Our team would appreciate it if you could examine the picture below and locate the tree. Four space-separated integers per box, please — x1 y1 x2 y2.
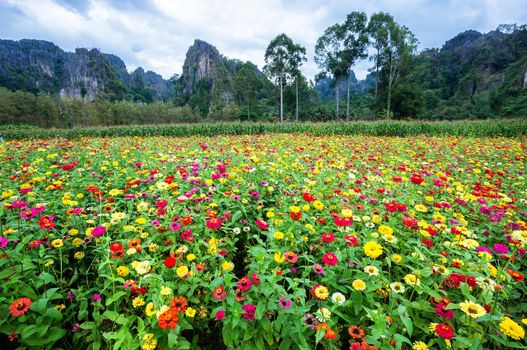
264 34 306 123
341 11 369 120
234 62 260 120
391 84 424 119
288 43 307 121
367 12 394 115
314 24 349 120
382 22 418 119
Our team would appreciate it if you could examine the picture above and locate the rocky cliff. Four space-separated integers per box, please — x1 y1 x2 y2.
176 39 244 105
0 39 173 101
408 27 527 99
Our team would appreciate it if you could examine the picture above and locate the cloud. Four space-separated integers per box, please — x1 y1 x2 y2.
1 0 526 80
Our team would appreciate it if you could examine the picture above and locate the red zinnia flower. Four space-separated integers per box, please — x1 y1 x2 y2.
506 268 525 282
410 173 424 185
435 302 454 319
38 216 55 230
322 252 338 266
334 216 353 227
164 256 176 268
9 298 32 317
435 323 454 339
321 233 335 243
158 309 179 329
303 192 315 202
350 342 368 350
255 219 268 230
206 217 223 230
109 242 123 252
289 211 301 220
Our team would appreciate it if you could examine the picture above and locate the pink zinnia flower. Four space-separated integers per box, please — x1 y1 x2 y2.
213 286 227 301
241 304 256 320
91 226 106 238
237 276 252 292
215 310 225 321
322 253 338 266
284 251 298 264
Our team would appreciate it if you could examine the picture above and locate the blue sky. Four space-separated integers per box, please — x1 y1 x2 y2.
1 0 526 80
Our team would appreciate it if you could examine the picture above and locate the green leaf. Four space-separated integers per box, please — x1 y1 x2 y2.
80 322 96 330
106 291 127 306
32 298 48 314
397 304 413 337
315 329 326 344
44 307 63 320
45 327 66 344
168 331 178 348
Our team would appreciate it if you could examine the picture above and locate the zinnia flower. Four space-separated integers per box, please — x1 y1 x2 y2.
331 292 346 305
459 300 486 318
284 251 298 264
322 252 338 266
215 309 225 321
363 241 383 259
9 298 32 317
170 296 188 313
352 279 366 291
312 264 325 274
348 325 365 339
241 304 256 320
206 217 223 230
237 276 252 291
158 309 179 329
364 265 379 276
278 296 292 309
435 323 454 339
213 286 227 301
412 341 429 350
499 316 525 340
310 284 329 300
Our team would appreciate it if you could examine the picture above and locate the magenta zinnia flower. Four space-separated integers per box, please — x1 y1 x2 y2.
241 304 256 320
322 252 338 266
237 276 252 292
91 226 106 238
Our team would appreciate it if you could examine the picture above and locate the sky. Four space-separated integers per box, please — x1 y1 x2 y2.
1 0 527 81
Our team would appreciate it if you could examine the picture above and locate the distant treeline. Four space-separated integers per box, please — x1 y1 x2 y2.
1 86 524 129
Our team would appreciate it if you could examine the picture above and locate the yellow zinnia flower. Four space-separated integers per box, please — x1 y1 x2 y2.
459 300 486 318
352 279 366 291
176 265 189 278
412 341 429 350
363 241 383 259
500 317 525 340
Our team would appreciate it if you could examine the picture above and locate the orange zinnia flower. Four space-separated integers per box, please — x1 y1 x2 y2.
170 296 188 313
9 298 32 317
316 322 337 339
348 325 365 339
158 309 179 329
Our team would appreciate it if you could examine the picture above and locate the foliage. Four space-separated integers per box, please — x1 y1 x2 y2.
1 119 526 140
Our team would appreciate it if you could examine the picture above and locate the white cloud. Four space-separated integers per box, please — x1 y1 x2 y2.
1 0 526 80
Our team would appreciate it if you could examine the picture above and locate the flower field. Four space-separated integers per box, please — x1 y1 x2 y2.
0 134 526 349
